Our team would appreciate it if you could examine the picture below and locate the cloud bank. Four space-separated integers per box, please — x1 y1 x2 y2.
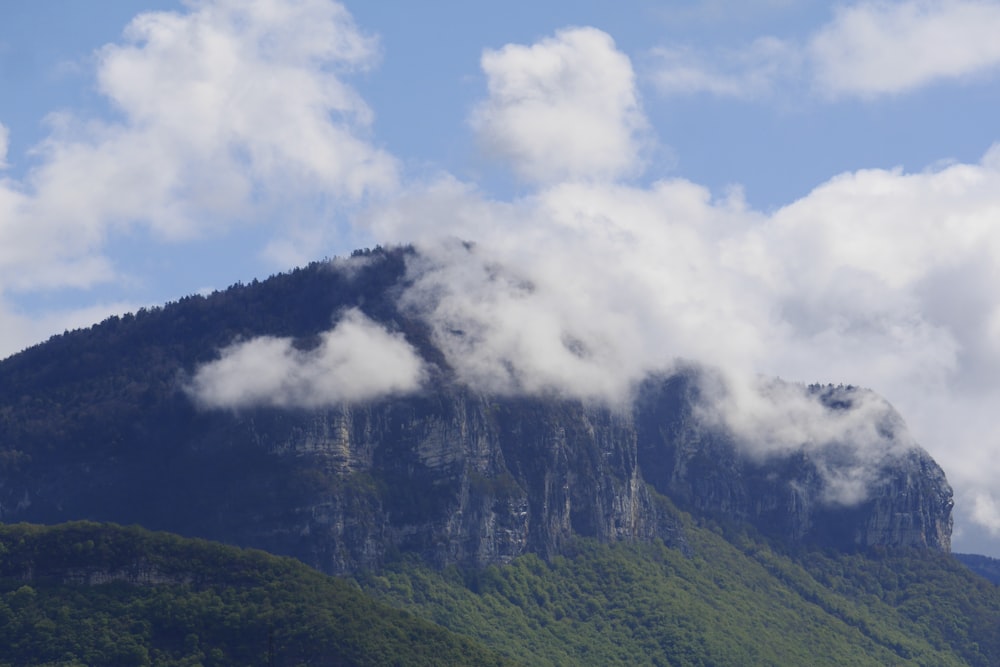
187 308 425 409
367 23 1000 531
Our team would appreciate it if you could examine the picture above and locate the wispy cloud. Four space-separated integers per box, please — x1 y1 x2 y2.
0 0 400 358
650 0 1000 100
810 0 1000 98
650 37 801 99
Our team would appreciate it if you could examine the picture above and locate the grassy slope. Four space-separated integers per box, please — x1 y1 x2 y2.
0 522 512 667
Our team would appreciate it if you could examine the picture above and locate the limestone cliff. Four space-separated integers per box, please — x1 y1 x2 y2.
1 372 950 576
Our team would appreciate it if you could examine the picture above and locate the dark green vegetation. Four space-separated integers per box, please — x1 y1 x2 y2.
0 522 510 667
357 512 1000 667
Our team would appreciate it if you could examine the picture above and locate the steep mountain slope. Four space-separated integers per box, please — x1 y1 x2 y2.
0 247 952 575
0 521 510 666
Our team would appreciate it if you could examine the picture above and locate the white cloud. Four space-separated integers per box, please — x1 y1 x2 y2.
470 27 651 184
370 177 773 403
972 492 1000 535
695 374 918 505
650 0 1000 100
650 37 800 98
810 0 1000 98
0 0 397 295
187 308 426 409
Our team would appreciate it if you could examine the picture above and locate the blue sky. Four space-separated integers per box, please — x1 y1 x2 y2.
4 0 1000 555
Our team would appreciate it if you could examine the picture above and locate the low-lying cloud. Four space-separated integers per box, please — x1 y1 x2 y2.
187 308 425 409
695 374 917 506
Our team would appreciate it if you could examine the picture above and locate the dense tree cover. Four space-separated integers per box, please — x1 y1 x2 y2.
0 522 511 667
2 509 999 665
358 516 1000 666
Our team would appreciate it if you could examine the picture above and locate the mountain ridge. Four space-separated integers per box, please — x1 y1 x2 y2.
0 246 953 575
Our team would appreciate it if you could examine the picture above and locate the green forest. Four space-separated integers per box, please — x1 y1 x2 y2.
0 522 509 667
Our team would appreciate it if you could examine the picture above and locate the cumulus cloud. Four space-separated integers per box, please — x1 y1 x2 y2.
470 27 650 183
378 179 769 405
650 0 1000 100
187 308 425 409
0 0 396 296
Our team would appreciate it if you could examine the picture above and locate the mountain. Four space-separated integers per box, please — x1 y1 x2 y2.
955 553 1000 585
0 246 952 575
1 246 997 665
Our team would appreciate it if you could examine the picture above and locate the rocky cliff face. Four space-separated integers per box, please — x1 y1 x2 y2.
184 389 687 574
0 369 953 575
5 374 948 577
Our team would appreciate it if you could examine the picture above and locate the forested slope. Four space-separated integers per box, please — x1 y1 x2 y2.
0 522 511 667
358 511 1000 667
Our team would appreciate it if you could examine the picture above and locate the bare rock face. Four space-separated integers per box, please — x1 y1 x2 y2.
149 372 949 574
203 391 686 574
